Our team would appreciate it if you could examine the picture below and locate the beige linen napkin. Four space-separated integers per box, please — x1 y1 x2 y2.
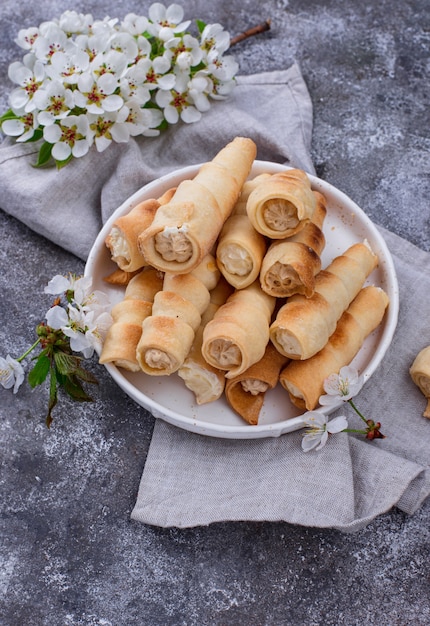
1 63 428 531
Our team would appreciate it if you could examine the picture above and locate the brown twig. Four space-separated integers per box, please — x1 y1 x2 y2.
230 19 271 47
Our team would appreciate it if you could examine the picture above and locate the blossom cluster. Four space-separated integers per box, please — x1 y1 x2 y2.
301 366 385 451
0 273 112 426
0 4 239 167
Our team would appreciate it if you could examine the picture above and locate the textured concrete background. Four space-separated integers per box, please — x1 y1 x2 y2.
1 1 429 625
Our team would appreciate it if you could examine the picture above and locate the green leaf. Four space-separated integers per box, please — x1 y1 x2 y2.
196 19 207 34
26 128 44 143
74 366 99 385
62 374 94 402
53 351 80 376
28 355 51 388
34 141 54 168
55 154 73 170
0 108 19 124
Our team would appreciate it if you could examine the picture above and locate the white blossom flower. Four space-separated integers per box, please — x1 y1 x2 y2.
33 80 75 125
75 70 123 114
165 34 203 70
45 49 90 85
1 109 38 142
0 355 25 394
319 366 365 407
301 411 349 452
119 65 152 104
138 55 175 91
43 114 93 161
87 109 130 151
8 57 46 111
155 84 201 124
57 10 94 35
147 3 191 41
118 99 163 137
33 23 72 63
15 27 40 52
120 13 150 37
46 300 112 359
200 23 231 57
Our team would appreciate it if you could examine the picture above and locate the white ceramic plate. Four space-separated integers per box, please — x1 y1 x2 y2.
85 161 399 439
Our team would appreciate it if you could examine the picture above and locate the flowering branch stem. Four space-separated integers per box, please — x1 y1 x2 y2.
17 338 41 362
348 398 367 423
230 19 271 47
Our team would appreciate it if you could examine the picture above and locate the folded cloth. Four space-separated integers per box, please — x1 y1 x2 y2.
131 227 430 531
0 63 314 261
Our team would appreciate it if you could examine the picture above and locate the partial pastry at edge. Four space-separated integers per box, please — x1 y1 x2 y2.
225 342 289 425
410 345 430 418
279 285 389 411
260 190 327 298
270 241 379 360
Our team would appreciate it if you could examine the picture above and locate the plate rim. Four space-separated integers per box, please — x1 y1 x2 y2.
85 160 400 439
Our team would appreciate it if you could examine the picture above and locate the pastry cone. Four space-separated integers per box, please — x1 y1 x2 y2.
225 342 289 425
231 173 272 216
270 241 379 360
99 299 153 371
138 137 257 274
177 280 233 404
99 267 162 371
135 257 217 376
410 346 430 418
246 169 317 239
202 280 276 379
216 214 267 289
105 188 176 273
279 285 389 410
105 198 160 272
260 191 327 298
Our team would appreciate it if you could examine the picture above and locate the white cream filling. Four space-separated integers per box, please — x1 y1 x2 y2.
108 226 130 261
263 199 299 231
178 362 224 404
241 379 269 395
154 225 192 262
218 244 252 277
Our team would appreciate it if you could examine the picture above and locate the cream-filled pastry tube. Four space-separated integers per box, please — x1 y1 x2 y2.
231 173 272 216
135 258 216 376
138 137 257 274
246 168 317 239
216 214 267 289
260 191 327 298
99 267 163 371
202 281 276 379
410 346 430 418
225 342 289 425
270 241 379 360
105 188 176 273
178 279 233 405
279 286 389 411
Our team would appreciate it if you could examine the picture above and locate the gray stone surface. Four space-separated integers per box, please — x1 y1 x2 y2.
1 1 429 625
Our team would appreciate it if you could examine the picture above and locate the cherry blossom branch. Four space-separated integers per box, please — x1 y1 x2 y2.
230 19 271 47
